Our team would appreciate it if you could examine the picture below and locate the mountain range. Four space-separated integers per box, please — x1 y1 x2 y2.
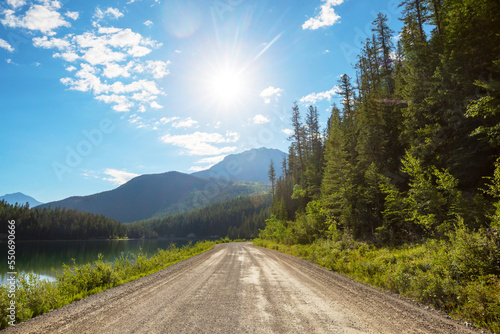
36 148 286 223
0 192 43 208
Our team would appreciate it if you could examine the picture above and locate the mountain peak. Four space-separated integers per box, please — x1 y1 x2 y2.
192 147 287 182
0 192 43 208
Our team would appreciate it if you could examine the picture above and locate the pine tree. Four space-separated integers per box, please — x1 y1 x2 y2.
268 160 276 199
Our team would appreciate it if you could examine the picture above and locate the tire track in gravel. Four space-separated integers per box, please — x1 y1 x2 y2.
2 243 487 334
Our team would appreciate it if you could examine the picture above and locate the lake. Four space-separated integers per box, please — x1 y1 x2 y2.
0 239 191 285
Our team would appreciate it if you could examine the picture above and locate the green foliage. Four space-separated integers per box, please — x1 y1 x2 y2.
401 153 463 236
258 215 287 242
0 241 215 329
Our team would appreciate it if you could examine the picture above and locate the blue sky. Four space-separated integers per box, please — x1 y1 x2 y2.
0 0 403 203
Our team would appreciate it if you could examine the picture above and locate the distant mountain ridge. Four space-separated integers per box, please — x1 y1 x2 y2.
0 192 43 208
38 148 284 223
192 147 286 182
39 172 209 223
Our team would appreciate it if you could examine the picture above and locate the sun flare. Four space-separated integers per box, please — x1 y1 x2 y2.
208 68 247 106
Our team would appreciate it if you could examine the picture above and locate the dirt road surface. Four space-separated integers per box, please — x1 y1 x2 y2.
3 242 484 334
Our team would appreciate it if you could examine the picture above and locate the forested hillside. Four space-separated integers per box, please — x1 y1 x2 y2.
128 194 271 239
265 0 500 243
1 193 270 240
0 200 126 240
259 0 500 331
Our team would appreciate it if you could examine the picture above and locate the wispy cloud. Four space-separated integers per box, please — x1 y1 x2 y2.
6 0 26 9
93 7 123 26
196 155 227 165
172 117 198 128
143 20 153 26
281 128 294 136
300 86 339 105
260 86 284 104
160 131 239 156
0 38 14 52
252 114 270 124
156 116 179 125
303 0 343 30
65 11 79 20
189 155 227 172
102 168 139 186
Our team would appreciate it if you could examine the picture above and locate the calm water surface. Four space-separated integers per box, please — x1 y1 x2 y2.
0 239 190 285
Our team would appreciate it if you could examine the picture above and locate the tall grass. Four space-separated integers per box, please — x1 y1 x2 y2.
254 227 500 333
0 240 217 329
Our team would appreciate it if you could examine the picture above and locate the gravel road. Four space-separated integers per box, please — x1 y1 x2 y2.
3 242 485 334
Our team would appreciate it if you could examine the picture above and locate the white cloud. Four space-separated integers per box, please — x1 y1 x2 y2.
102 168 139 186
7 4 168 115
33 36 70 50
302 0 343 30
102 61 133 78
2 3 71 36
260 86 284 104
189 155 227 172
157 116 179 125
80 44 127 65
72 28 161 65
96 94 134 112
53 51 79 62
0 39 14 52
6 0 26 9
282 128 294 136
93 7 123 25
6 58 13 64
300 86 339 105
323 49 330 54
252 114 270 124
149 101 163 109
144 20 153 26
128 45 151 57
196 155 227 165
160 131 239 156
65 11 79 20
188 165 208 172
127 0 160 4
145 60 170 78
174 50 181 53
172 117 198 128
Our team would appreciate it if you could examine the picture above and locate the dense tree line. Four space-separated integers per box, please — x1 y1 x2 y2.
264 0 500 245
0 200 126 240
127 195 271 239
0 193 271 240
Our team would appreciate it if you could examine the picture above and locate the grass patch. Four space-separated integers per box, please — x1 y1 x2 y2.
0 240 219 329
254 229 500 333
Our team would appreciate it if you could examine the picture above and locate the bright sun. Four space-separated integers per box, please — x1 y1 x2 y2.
209 68 246 106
